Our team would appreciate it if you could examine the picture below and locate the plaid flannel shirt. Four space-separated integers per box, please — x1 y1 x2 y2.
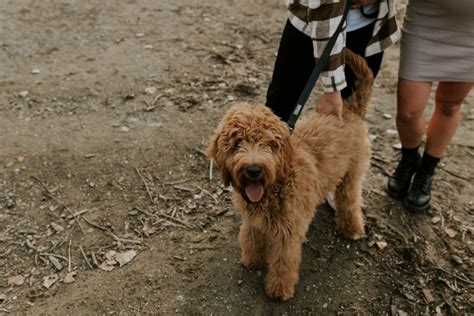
286 0 400 92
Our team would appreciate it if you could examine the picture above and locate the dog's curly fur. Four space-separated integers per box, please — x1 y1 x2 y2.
207 49 373 301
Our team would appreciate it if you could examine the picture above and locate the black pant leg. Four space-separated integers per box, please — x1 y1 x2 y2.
266 20 315 122
342 22 384 99
267 20 385 119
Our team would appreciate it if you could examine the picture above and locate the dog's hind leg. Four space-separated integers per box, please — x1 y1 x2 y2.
334 167 366 240
265 234 302 301
239 219 266 269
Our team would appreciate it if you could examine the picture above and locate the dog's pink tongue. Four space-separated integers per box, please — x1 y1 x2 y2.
245 183 264 203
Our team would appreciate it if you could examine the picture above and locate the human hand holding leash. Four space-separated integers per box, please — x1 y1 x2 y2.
351 0 377 9
316 91 343 119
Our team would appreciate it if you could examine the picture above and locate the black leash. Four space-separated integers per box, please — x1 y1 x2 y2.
287 0 352 133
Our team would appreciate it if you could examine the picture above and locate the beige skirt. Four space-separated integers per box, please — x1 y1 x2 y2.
399 0 474 82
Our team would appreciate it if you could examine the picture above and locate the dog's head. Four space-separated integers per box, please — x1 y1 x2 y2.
207 103 292 203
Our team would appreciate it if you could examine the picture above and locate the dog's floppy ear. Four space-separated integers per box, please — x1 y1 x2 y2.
206 126 232 187
219 164 231 187
273 122 293 182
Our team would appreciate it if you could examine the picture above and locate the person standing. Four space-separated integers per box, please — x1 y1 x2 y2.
266 0 400 121
386 0 473 211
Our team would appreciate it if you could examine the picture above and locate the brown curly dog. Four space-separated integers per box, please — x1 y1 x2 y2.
207 49 373 301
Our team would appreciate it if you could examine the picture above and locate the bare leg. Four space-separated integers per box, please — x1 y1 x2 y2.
425 82 472 157
239 220 266 269
396 79 432 148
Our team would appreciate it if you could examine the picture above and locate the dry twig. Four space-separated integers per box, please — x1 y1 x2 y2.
79 246 94 270
30 175 86 235
433 266 473 284
135 167 155 204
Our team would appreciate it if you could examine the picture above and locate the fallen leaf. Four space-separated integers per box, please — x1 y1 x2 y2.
142 221 158 235
43 274 59 289
376 241 388 250
444 228 458 238
48 256 63 271
63 272 77 284
422 288 434 303
8 275 24 286
115 250 137 267
99 261 115 272
105 250 117 261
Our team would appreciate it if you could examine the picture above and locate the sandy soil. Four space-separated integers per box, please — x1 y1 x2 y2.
1 0 473 315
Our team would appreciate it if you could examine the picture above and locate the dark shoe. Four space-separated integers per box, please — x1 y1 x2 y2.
386 154 420 199
404 171 433 212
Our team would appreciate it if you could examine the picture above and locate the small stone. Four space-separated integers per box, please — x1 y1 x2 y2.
392 143 402 150
237 280 243 285
323 303 328 308
431 216 441 224
368 134 377 141
227 95 235 102
135 32 145 38
386 128 398 135
18 90 29 97
32 69 40 74
119 126 130 133
145 87 157 94
50 222 64 233
383 113 392 119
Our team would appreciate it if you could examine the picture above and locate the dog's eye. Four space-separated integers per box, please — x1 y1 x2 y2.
269 140 279 150
234 137 243 148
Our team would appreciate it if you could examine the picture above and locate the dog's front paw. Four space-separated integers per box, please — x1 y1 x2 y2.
265 278 295 301
240 254 265 270
337 221 366 240
336 211 366 240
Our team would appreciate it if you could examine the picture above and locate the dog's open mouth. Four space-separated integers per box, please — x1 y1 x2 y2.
244 182 264 203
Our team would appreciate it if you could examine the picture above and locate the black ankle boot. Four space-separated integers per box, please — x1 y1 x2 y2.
404 171 433 212
403 152 440 212
386 153 420 199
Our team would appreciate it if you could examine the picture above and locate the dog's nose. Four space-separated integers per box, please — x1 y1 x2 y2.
246 165 262 179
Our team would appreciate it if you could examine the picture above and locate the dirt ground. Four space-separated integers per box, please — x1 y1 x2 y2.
1 1 473 315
